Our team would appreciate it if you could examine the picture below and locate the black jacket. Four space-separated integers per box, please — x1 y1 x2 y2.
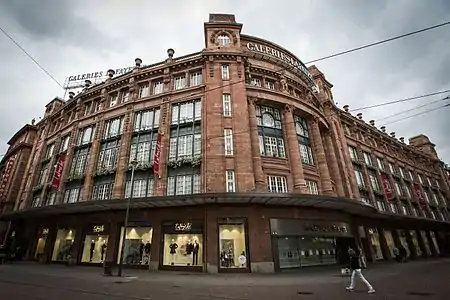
349 255 361 270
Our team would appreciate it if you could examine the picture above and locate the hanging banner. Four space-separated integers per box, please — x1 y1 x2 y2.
380 173 394 201
153 132 162 178
0 155 17 199
413 183 427 208
51 154 66 190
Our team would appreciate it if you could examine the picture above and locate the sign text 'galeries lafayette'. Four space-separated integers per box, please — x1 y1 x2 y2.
246 42 313 82
66 67 135 82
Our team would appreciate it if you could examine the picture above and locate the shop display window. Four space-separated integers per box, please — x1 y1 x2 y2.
298 236 337 267
430 232 440 254
420 231 431 256
81 234 109 263
410 231 422 256
399 235 410 257
219 223 247 269
163 233 203 267
117 227 153 265
384 230 396 257
34 237 47 260
368 229 383 260
278 237 301 268
52 229 76 261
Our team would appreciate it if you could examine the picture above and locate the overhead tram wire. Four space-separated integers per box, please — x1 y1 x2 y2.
381 103 450 126
0 26 64 90
376 96 450 122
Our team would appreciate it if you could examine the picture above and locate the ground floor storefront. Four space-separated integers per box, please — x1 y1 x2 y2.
3 194 450 272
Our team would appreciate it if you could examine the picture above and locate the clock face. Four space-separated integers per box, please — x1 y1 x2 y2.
262 113 275 127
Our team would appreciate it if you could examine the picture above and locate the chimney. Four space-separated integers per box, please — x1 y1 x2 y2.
107 69 115 78
343 105 349 112
369 120 375 126
135 58 142 67
390 132 396 138
400 137 405 143
380 126 386 133
356 113 363 120
84 80 91 88
69 92 75 99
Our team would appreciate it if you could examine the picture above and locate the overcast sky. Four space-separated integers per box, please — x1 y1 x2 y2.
0 0 449 163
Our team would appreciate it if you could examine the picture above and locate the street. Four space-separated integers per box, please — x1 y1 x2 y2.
0 259 449 299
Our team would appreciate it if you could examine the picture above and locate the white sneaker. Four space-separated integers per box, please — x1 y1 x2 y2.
346 287 354 292
368 289 375 294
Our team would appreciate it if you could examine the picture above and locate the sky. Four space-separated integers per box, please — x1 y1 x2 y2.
0 0 449 163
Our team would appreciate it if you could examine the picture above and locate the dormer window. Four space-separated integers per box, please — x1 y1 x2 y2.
217 34 231 46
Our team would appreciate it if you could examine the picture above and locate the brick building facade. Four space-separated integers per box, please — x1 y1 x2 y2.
1 14 450 272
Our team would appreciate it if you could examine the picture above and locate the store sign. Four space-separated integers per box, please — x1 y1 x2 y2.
66 66 135 82
380 173 394 201
41 228 49 235
246 42 313 81
93 225 105 233
0 155 16 199
174 222 192 231
303 223 348 234
51 154 66 190
413 183 427 208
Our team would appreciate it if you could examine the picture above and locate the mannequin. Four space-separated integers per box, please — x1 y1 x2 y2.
169 239 178 265
89 240 95 262
139 241 144 263
186 240 193 255
144 241 151 255
192 240 199 265
101 241 107 262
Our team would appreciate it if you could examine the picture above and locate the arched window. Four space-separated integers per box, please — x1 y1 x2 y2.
217 34 231 46
295 115 314 164
256 105 285 157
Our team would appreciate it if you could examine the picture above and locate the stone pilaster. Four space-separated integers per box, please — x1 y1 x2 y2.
156 101 170 196
283 105 307 193
310 117 333 195
323 132 345 196
112 111 133 199
248 98 265 191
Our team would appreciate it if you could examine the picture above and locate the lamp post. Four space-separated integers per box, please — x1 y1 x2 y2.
117 159 138 277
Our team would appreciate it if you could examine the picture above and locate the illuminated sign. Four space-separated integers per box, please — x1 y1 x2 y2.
93 225 105 233
42 228 49 235
174 222 192 231
246 42 313 82
66 67 135 82
303 224 348 234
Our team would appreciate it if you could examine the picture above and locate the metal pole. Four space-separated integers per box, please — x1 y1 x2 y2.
117 161 136 277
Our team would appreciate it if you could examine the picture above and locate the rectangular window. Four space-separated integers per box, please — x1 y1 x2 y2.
97 140 120 171
348 146 358 162
77 126 95 146
84 102 92 116
354 167 365 188
265 80 275 90
92 181 114 201
46 192 56 206
388 162 395 174
94 101 101 113
45 144 55 159
60 135 70 153
260 136 286 158
109 93 118 107
121 90 130 103
389 202 397 214
267 175 288 193
418 174 424 184
363 151 372 166
306 180 319 195
221 65 229 80
70 148 89 176
368 171 380 192
139 84 150 98
171 100 201 125
224 129 234 156
299 144 314 164
376 157 384 170
31 196 42 208
376 200 385 211
190 72 202 86
168 125 201 160
426 177 432 186
166 172 201 196
134 109 160 132
404 184 412 198
431 192 439 205
401 204 408 215
251 78 262 87
63 187 81 204
423 190 430 203
436 179 441 189
399 167 405 178
104 117 124 139
394 181 403 196
226 170 236 192
153 81 164 94
125 177 155 198
222 94 231 116
37 167 49 185
174 75 186 90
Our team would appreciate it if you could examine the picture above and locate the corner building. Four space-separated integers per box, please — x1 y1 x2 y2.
1 14 450 273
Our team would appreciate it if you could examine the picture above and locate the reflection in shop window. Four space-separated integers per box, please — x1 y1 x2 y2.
52 229 76 262
117 227 153 265
219 223 247 269
81 234 109 263
163 233 203 267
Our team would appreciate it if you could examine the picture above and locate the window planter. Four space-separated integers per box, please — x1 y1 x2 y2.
66 174 85 182
93 167 116 177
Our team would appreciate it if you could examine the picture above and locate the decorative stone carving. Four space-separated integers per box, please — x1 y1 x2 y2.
279 75 288 91
284 104 294 114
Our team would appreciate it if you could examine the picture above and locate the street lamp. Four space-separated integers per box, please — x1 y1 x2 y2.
117 159 138 277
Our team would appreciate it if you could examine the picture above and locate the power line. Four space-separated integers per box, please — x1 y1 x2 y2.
382 103 450 126
350 90 450 112
0 26 64 89
376 96 450 122
304 21 450 64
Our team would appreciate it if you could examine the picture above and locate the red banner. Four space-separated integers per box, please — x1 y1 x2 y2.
380 173 394 201
153 132 162 178
0 155 16 199
413 183 427 208
51 154 66 190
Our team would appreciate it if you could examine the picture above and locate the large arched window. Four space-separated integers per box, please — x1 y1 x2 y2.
256 105 285 158
216 34 231 46
295 115 314 164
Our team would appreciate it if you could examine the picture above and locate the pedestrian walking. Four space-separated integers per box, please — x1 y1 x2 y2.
346 248 375 294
